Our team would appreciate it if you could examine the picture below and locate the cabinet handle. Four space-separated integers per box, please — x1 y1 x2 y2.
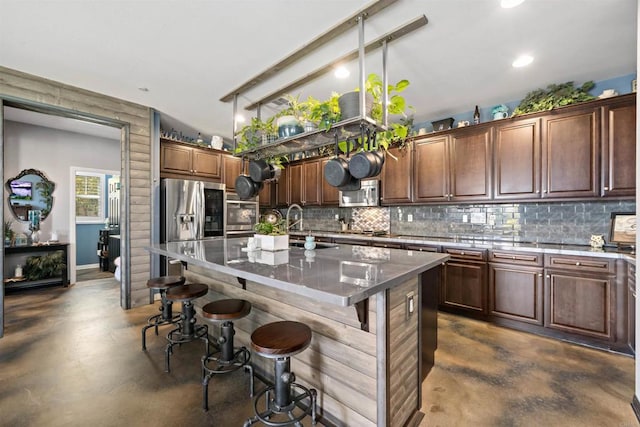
460 251 465 255
604 186 609 191
538 274 543 277
546 275 550 278
542 190 547 193
576 262 581 266
535 190 540 194
512 256 516 260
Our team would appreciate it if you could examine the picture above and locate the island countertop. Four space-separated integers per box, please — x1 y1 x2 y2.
146 238 449 307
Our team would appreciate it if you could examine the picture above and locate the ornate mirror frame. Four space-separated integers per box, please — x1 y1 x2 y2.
5 168 55 222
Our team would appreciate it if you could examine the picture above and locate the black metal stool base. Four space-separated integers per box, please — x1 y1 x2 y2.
141 313 181 350
243 383 317 427
202 346 254 411
165 324 209 373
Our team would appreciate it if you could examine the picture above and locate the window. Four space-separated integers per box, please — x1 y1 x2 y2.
75 172 104 223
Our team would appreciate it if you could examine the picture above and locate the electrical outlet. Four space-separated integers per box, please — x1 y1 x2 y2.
462 214 469 223
407 214 413 222
488 214 496 226
334 214 339 220
406 291 415 319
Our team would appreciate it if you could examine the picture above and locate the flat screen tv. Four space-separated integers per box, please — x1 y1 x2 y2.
10 180 32 200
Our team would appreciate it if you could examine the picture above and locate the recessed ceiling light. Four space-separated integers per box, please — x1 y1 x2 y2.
501 0 525 8
137 87 149 92
334 66 350 79
512 54 534 68
235 114 246 123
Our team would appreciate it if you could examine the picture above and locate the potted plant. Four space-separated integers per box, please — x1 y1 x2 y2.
309 92 341 131
276 94 307 138
235 116 278 153
4 220 14 247
512 81 596 116
253 216 289 251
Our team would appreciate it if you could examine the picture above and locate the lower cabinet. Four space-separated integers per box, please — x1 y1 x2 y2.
544 254 616 340
489 251 544 325
440 247 487 314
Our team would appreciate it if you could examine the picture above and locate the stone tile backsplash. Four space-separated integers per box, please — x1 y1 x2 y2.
293 200 636 245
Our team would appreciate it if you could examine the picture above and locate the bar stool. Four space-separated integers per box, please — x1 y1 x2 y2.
201 299 254 411
141 276 185 350
165 283 210 373
243 321 317 427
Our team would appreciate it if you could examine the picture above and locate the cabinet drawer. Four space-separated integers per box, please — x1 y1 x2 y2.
545 255 615 274
444 247 486 262
371 241 403 249
489 250 542 266
406 244 440 253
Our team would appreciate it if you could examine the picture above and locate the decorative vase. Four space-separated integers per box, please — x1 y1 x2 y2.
304 235 316 250
276 115 304 139
338 92 373 120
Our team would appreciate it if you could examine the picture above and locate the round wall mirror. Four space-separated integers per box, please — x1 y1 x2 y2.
5 168 55 222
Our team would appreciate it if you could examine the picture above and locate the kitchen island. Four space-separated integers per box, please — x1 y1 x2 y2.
147 238 449 427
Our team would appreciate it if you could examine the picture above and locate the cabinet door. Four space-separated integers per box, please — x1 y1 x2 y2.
259 182 273 207
289 164 303 205
161 142 193 175
276 166 289 206
441 261 487 313
302 160 320 206
380 145 412 204
489 264 543 325
413 136 449 202
320 159 339 205
449 127 492 201
192 149 221 179
493 118 541 200
602 98 636 197
545 271 612 339
541 109 599 198
222 155 243 192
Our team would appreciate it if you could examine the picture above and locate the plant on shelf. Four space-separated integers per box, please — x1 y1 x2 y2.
308 92 342 131
4 220 14 246
235 116 278 153
512 81 596 116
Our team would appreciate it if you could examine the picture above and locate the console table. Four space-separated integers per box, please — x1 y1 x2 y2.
3 243 70 291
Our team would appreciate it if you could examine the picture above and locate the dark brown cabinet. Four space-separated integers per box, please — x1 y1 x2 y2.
440 247 487 314
413 126 492 203
288 160 320 206
413 136 448 203
493 118 541 200
602 96 636 197
160 140 222 180
320 159 339 205
449 127 493 201
258 181 273 207
544 254 615 340
275 166 289 206
380 145 412 204
541 109 600 199
489 250 544 325
222 155 243 192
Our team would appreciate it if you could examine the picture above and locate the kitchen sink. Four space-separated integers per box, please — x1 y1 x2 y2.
289 241 337 250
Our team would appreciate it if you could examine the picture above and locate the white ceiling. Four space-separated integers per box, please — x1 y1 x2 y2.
0 0 637 142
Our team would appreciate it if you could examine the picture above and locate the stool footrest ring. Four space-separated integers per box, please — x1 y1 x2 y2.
244 383 317 427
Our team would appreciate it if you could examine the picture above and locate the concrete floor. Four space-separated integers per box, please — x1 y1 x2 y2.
0 278 637 427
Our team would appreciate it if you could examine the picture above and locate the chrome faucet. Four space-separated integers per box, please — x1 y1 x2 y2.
286 204 303 231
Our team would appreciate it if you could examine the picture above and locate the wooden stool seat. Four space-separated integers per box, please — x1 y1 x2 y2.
250 321 312 358
202 299 251 321
166 283 208 301
146 275 185 290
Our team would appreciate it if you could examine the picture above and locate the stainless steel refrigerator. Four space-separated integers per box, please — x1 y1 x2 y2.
161 178 225 274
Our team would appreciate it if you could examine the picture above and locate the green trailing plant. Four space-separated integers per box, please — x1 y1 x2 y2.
308 92 341 130
513 81 596 116
253 218 287 236
4 220 14 241
24 251 66 280
235 116 278 153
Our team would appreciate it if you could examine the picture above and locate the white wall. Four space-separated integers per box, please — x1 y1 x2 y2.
3 120 120 242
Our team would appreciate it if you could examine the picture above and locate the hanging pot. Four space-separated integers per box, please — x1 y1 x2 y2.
236 175 261 200
349 151 382 179
249 159 271 182
324 157 352 188
338 175 361 191
371 150 385 176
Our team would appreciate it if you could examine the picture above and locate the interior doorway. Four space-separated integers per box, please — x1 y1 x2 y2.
1 100 128 337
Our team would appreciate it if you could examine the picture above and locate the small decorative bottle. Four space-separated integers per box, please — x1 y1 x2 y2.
473 105 480 125
15 264 22 278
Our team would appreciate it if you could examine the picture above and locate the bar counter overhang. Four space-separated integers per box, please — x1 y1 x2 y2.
147 238 448 426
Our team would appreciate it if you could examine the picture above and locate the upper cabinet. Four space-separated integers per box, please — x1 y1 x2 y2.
381 145 412 204
222 155 243 192
289 160 320 206
160 139 221 180
493 118 541 200
601 96 636 197
541 108 600 199
413 125 492 203
320 159 339 205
